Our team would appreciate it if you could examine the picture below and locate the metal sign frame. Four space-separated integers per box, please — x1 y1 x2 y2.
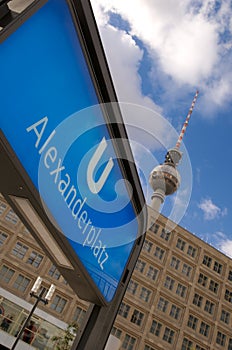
0 0 146 306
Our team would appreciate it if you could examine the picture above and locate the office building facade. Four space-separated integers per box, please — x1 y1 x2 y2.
1 195 232 349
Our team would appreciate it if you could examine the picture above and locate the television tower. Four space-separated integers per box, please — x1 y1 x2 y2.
149 90 199 211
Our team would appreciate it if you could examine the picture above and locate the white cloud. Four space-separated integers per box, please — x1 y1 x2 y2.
198 198 227 220
217 233 232 258
92 0 219 84
208 231 232 257
90 1 170 145
218 238 232 258
90 2 182 157
91 0 232 113
99 26 147 104
214 230 227 239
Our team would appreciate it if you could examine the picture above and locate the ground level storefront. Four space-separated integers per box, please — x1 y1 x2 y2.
0 289 68 350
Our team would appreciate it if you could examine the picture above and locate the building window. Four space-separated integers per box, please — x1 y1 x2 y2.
150 223 159 234
160 229 171 241
228 338 232 350
169 304 181 320
198 273 208 287
150 320 162 336
127 280 138 295
193 293 203 307
187 314 198 330
187 245 197 258
13 274 30 292
139 287 151 302
157 297 168 312
5 209 19 225
228 270 232 282
135 259 146 273
164 276 174 291
213 261 223 274
122 334 136 350
181 338 193 350
220 309 230 324
216 331 226 346
144 346 155 350
199 322 210 337
11 242 28 259
154 246 165 260
209 280 219 294
73 306 86 326
143 240 153 253
176 238 186 251
0 265 15 283
111 327 122 339
170 256 180 270
118 302 130 318
146 266 158 281
130 309 144 326
0 201 7 215
225 289 232 303
48 264 61 280
202 255 212 268
204 300 214 315
26 251 43 268
50 295 67 313
196 346 206 350
182 263 192 277
163 327 175 344
176 283 187 298
0 231 8 247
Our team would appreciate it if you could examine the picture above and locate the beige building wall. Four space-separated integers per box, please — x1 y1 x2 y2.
1 195 232 350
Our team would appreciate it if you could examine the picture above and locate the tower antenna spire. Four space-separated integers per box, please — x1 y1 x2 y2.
175 90 199 149
149 90 199 212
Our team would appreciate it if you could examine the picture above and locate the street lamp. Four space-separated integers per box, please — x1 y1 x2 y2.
0 0 19 28
0 0 11 24
11 277 55 350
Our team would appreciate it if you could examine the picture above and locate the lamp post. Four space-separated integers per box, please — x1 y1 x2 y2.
0 0 16 27
11 277 55 350
0 0 11 19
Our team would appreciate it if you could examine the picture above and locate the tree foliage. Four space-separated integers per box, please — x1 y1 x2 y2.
51 322 78 350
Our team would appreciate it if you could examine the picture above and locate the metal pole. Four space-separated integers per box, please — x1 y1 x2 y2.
11 287 46 350
71 235 145 350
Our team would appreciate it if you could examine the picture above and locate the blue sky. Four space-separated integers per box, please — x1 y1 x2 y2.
91 0 232 257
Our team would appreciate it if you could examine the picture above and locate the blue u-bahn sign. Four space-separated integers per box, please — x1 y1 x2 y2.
0 0 146 304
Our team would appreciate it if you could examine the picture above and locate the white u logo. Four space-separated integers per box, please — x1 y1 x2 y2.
87 137 114 194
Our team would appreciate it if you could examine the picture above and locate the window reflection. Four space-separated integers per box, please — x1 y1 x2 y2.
0 295 69 349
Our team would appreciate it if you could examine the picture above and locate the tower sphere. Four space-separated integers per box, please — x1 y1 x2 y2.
149 91 198 208
149 163 181 196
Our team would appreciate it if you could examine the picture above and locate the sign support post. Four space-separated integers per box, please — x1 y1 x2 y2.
72 235 144 350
